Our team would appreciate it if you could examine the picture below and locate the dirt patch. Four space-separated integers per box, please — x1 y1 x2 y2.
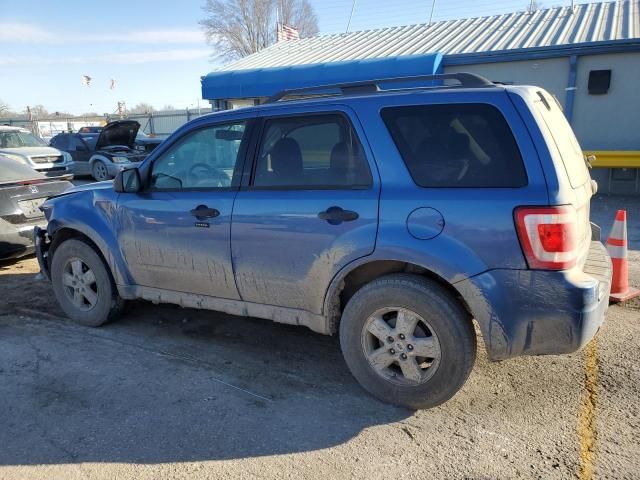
0 257 63 316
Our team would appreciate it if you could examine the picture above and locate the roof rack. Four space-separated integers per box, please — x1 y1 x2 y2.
266 72 494 103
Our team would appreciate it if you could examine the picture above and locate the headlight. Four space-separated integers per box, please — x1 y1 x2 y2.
2 153 29 165
62 151 72 163
111 156 130 164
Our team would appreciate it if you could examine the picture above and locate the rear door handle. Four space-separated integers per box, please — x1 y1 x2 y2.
318 206 359 225
190 205 220 219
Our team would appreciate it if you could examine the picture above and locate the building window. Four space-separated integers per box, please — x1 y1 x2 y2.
588 70 611 95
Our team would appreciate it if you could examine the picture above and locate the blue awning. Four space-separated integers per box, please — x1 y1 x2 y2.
201 53 443 101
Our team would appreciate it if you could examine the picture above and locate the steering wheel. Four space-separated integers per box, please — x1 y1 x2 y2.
187 162 230 187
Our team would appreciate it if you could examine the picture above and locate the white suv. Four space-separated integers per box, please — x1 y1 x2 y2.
0 126 72 176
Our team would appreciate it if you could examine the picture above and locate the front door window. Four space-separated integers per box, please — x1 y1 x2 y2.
151 122 246 190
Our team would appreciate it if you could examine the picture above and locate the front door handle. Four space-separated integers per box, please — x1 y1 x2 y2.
318 206 359 225
190 205 220 219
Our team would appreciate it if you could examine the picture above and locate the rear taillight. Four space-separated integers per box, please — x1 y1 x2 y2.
514 206 578 270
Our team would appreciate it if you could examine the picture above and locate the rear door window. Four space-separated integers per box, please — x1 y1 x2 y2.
381 103 527 188
252 113 372 189
69 136 88 152
50 135 66 150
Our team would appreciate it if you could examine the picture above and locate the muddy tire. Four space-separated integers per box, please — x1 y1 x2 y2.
51 239 124 327
339 274 476 409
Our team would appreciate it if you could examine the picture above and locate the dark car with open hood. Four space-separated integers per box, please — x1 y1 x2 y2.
0 156 72 260
50 120 163 181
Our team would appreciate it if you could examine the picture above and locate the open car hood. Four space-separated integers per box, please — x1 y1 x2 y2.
95 121 140 150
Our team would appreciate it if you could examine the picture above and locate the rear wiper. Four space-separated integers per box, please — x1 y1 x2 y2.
584 154 595 170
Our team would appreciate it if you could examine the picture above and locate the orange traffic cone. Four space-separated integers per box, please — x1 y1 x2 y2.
607 209 640 303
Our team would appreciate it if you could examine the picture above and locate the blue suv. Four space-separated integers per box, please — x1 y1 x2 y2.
35 73 612 409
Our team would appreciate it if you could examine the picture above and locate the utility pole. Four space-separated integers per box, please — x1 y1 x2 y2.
116 101 126 119
428 0 437 25
346 0 357 33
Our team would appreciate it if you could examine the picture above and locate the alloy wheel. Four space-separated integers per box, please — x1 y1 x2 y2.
361 307 441 385
93 162 108 181
61 258 99 311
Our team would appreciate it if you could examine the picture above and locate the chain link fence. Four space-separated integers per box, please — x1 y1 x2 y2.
1 108 214 139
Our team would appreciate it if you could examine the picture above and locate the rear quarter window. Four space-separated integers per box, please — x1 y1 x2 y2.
381 103 527 188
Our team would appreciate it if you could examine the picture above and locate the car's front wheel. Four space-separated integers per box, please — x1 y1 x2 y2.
50 239 124 327
92 160 110 181
339 274 476 409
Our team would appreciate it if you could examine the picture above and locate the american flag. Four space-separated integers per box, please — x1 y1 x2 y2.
277 23 299 42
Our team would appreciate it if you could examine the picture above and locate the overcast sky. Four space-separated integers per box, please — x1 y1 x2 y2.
0 0 585 115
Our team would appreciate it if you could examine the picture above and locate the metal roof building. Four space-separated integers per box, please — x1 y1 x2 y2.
215 0 639 69
202 0 640 193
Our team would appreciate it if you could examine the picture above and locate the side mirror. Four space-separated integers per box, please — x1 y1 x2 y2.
114 168 142 193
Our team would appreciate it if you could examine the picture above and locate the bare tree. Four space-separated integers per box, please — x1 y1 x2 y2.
0 99 8 116
200 0 318 59
27 105 49 118
278 0 318 39
129 103 156 114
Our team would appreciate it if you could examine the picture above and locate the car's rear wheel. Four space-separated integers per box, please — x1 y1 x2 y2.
339 274 476 409
51 239 124 327
92 160 109 181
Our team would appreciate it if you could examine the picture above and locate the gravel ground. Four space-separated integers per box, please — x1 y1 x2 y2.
0 195 638 479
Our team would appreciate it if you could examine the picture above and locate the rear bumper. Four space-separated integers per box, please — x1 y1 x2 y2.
457 240 612 361
0 221 43 260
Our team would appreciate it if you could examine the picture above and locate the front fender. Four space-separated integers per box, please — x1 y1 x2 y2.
45 189 133 292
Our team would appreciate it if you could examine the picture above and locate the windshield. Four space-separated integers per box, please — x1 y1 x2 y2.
0 130 47 148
